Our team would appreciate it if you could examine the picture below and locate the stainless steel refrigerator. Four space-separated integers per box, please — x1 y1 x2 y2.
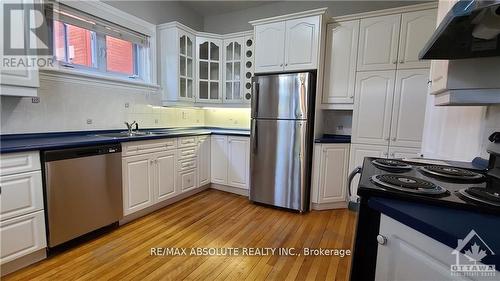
249 72 315 212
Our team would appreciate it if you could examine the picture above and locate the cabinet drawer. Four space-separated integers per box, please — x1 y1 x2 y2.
178 147 197 160
122 139 177 156
178 170 196 192
0 151 40 176
178 159 197 171
1 210 46 264
0 171 44 221
178 136 197 148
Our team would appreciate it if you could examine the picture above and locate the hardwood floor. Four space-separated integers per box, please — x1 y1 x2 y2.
4 189 357 281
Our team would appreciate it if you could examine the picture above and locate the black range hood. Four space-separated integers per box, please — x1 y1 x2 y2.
419 0 500 60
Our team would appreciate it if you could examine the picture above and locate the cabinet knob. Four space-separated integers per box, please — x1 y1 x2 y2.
350 95 354 99
377 234 387 245
150 160 154 165
383 152 388 156
427 80 432 85
391 137 396 141
285 63 288 66
390 153 395 157
399 60 404 64
280 64 283 67
392 60 397 64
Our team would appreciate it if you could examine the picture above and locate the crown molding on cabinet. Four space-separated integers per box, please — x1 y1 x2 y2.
157 21 253 39
331 2 438 22
249 7 328 26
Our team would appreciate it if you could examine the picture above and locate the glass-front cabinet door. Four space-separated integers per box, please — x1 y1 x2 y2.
179 31 195 101
196 37 222 103
223 38 244 103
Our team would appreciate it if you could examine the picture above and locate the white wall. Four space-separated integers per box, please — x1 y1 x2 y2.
103 0 203 29
421 95 500 161
203 0 426 34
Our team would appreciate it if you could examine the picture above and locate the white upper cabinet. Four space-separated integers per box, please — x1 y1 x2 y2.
158 25 196 104
252 10 325 73
397 9 437 69
390 69 429 148
284 16 320 71
197 37 223 103
322 20 359 106
352 70 395 146
0 0 39 97
227 137 250 189
254 21 286 73
223 37 245 103
357 14 401 71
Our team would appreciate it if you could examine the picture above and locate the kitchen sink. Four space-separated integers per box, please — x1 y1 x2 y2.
95 131 161 138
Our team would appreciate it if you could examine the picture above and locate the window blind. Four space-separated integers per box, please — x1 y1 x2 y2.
46 3 149 46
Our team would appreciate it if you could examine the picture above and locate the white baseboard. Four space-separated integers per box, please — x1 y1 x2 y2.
311 201 348 210
1 249 46 277
210 183 249 197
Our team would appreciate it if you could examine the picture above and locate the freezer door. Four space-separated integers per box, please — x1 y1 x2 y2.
251 72 312 120
250 119 310 211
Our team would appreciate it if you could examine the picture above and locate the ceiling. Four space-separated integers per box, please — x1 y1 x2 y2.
179 1 280 16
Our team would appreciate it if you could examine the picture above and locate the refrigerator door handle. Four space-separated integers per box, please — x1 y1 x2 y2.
251 81 259 117
251 120 258 154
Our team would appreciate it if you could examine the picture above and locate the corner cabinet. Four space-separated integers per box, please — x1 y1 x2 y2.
252 10 325 73
210 135 250 190
158 25 196 104
311 143 350 209
223 37 246 103
196 37 222 103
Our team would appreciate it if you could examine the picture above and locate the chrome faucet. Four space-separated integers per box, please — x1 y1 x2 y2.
124 121 137 135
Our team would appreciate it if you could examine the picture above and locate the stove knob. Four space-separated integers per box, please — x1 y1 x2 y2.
377 234 387 245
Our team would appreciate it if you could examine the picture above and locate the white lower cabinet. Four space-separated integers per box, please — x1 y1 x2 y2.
348 144 388 200
227 137 250 189
197 136 211 187
1 210 46 264
177 169 197 192
210 135 229 185
389 146 422 159
311 143 350 209
0 151 46 269
122 154 156 216
376 214 487 281
156 151 177 201
211 135 250 190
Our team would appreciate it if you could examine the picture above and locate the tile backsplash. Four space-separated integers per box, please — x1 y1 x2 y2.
322 110 353 135
1 77 251 134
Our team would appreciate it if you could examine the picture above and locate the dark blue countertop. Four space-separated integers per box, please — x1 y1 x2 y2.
0 127 250 153
314 134 351 144
369 197 500 269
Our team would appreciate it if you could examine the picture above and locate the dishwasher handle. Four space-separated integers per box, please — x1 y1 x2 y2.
44 144 122 162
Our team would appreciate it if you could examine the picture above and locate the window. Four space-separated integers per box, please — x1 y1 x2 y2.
49 4 150 81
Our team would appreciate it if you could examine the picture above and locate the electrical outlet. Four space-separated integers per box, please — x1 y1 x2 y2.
125 102 129 108
182 112 188 119
337 125 344 131
31 97 40 103
86 119 93 125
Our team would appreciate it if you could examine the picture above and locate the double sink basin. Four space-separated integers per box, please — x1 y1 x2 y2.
94 128 207 139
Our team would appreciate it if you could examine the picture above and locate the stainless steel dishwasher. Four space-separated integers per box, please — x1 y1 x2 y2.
43 144 122 247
